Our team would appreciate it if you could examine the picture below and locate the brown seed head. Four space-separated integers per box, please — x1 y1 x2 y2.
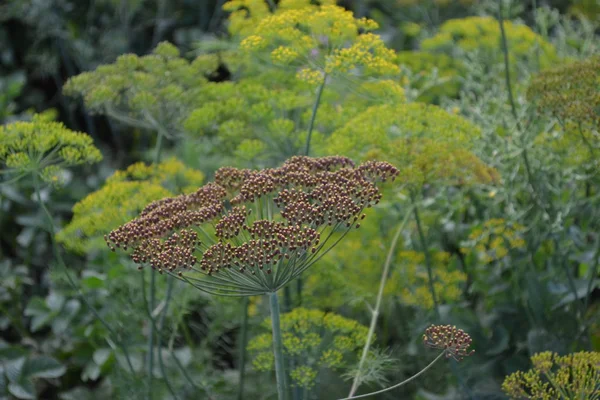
423 324 475 361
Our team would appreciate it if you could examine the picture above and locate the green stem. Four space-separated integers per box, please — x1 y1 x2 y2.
146 129 164 400
154 131 164 164
32 174 136 374
347 207 414 397
237 297 250 400
411 194 440 320
338 351 445 400
147 269 156 400
304 74 327 157
269 291 288 400
157 277 178 400
497 2 519 126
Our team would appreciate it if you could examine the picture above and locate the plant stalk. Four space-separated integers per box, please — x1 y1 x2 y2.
146 129 165 400
347 207 414 396
269 291 288 400
411 194 440 319
304 74 327 157
339 351 445 400
237 297 250 400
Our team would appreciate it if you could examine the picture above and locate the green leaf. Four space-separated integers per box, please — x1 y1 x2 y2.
4 357 25 383
46 293 65 312
23 356 66 379
52 299 81 333
24 298 52 332
8 379 35 400
92 349 112 368
81 272 105 289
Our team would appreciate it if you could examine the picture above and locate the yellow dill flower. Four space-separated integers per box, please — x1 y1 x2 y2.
231 3 398 81
326 103 499 188
64 41 211 137
248 307 370 389
502 351 600 399
56 158 204 253
527 56 600 126
461 219 526 264
395 250 466 309
421 16 558 70
0 114 102 185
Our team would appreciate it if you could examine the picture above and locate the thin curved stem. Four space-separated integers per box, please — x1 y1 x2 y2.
157 276 179 400
338 352 445 400
497 1 519 126
269 291 288 400
237 297 250 400
411 195 440 319
304 74 327 157
347 206 414 397
32 175 136 374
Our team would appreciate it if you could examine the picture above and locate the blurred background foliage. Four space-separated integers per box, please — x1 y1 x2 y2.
0 0 599 399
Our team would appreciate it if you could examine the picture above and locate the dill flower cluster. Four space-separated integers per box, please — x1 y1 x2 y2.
461 218 526 264
105 156 398 295
230 2 399 82
502 351 600 399
423 324 475 361
421 16 558 69
527 55 600 126
326 103 498 189
396 250 466 310
0 113 102 185
248 307 370 389
224 0 337 37
64 42 214 136
183 70 406 163
57 159 204 253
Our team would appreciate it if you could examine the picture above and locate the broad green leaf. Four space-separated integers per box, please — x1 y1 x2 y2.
4 357 25 383
8 379 35 400
23 356 66 379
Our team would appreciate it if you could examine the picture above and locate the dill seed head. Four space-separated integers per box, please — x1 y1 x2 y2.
423 324 475 361
105 156 398 295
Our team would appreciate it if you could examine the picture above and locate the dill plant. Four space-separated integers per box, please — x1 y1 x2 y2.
502 351 600 399
421 16 558 71
106 156 398 400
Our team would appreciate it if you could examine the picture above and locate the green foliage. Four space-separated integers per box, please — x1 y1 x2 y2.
2 0 600 399
0 343 66 400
